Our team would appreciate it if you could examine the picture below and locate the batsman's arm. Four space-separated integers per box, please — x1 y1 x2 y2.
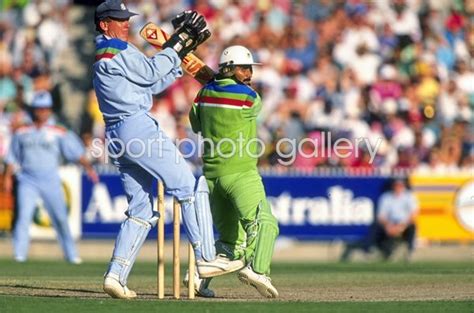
189 91 203 133
140 22 215 85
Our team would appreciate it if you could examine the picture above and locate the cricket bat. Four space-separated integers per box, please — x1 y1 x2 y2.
140 22 216 85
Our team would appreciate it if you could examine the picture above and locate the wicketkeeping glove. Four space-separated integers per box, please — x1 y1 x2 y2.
171 10 193 29
163 11 211 59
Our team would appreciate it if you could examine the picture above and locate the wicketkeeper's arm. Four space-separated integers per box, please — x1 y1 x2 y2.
140 22 216 85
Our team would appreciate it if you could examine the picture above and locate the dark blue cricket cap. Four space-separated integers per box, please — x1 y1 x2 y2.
95 0 138 20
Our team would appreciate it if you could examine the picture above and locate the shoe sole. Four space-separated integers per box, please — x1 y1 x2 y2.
199 263 244 278
103 284 137 299
238 272 278 298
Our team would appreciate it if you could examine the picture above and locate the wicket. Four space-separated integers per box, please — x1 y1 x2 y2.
157 181 195 299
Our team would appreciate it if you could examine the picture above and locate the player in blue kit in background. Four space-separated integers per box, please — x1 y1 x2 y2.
340 178 419 262
3 90 99 264
93 0 243 299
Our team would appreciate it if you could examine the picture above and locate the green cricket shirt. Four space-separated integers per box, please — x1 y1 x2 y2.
189 78 262 178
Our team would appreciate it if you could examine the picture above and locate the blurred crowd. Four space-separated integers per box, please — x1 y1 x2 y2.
0 0 72 168
1 0 473 174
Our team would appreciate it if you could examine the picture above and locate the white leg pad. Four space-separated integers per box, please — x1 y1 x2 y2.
195 176 216 261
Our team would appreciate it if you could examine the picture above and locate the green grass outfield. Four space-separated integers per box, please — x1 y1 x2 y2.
0 260 473 313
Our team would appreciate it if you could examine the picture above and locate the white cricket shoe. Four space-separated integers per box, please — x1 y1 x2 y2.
103 273 137 299
183 270 215 298
14 256 26 263
68 257 83 265
238 265 279 298
197 254 245 278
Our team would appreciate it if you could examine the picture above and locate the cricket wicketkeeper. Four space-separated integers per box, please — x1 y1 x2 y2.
93 0 243 299
189 45 280 298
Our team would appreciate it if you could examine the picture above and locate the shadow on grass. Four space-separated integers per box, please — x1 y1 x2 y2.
0 283 102 296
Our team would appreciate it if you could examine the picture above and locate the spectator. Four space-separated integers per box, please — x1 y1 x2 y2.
341 178 418 261
384 0 422 48
454 60 474 97
438 80 465 126
285 30 317 73
370 64 403 113
349 43 381 86
0 0 472 175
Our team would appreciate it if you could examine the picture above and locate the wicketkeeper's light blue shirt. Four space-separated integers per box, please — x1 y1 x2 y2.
92 35 183 126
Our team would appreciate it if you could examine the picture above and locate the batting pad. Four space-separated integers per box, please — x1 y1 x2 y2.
195 176 217 261
252 201 279 275
110 212 158 285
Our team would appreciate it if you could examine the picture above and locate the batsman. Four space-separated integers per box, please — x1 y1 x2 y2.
189 45 280 298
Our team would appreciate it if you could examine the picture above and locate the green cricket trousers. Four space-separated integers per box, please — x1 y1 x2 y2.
206 169 279 275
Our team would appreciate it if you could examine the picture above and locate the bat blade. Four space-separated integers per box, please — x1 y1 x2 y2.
139 22 215 85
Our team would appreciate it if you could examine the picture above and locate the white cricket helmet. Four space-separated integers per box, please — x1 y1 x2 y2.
219 45 261 68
